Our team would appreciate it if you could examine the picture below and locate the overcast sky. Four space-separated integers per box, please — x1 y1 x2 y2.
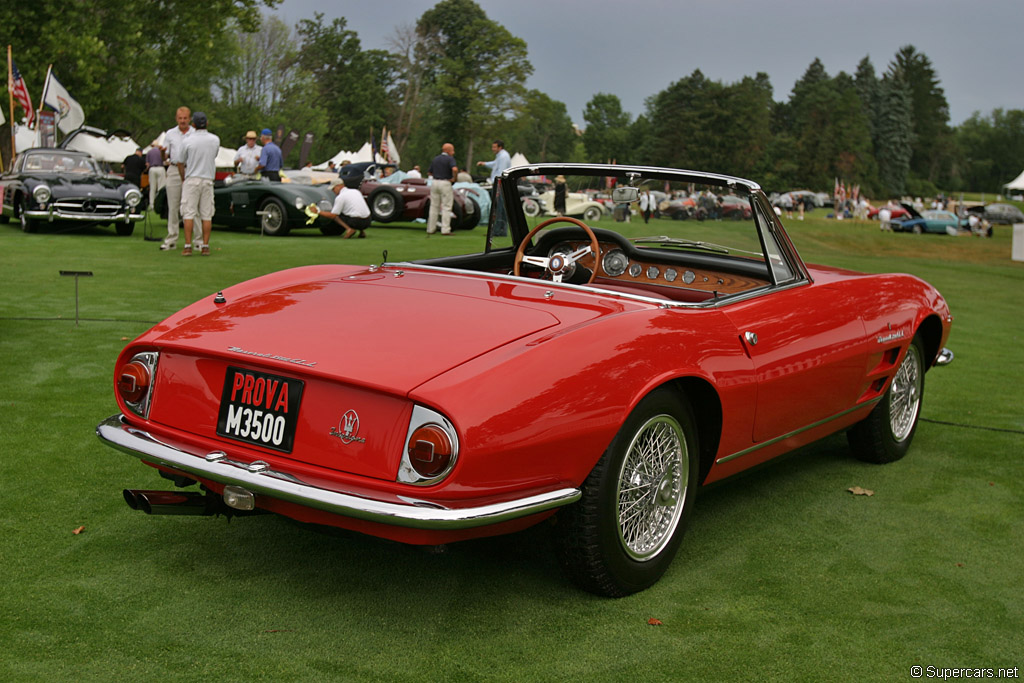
272 0 1023 128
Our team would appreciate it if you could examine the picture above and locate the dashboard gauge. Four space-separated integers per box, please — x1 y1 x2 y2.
664 268 678 282
683 270 696 284
646 266 660 280
628 263 643 278
602 249 629 277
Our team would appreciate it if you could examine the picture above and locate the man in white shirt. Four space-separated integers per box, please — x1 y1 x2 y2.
316 176 372 239
406 165 422 179
233 130 261 178
878 206 892 232
160 106 194 251
178 112 220 255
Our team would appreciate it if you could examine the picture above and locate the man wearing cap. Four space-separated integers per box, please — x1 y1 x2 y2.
256 128 283 181
234 131 262 179
178 112 220 255
160 106 194 251
427 142 458 235
314 176 371 239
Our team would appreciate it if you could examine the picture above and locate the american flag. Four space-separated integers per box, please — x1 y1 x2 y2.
379 127 390 163
9 61 35 127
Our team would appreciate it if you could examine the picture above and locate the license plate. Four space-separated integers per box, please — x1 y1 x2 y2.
216 366 304 453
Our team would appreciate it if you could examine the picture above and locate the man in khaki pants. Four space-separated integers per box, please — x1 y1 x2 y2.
427 143 458 235
160 106 194 251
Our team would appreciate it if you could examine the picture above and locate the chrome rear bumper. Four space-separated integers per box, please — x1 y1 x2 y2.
97 415 580 530
936 347 954 366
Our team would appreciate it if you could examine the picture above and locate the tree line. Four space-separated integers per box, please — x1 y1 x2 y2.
4 0 1021 196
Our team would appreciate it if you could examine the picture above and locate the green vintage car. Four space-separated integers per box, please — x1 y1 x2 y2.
154 172 337 236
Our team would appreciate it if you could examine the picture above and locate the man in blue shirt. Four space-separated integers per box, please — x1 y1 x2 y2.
256 128 283 181
477 139 511 235
476 139 511 183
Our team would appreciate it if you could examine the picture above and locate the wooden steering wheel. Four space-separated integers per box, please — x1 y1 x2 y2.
513 216 601 284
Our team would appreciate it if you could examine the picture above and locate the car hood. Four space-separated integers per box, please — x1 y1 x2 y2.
147 266 634 396
33 173 131 195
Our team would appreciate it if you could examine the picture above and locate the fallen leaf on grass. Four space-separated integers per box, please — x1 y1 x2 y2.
847 486 874 496
647 618 663 626
72 526 85 535
262 629 295 633
121 337 129 341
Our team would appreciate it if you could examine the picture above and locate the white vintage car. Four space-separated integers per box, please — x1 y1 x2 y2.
522 189 608 222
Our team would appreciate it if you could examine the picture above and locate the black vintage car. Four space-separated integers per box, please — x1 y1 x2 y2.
0 148 144 235
153 172 338 236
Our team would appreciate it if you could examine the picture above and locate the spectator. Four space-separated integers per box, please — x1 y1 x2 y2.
878 204 892 232
639 188 655 224
145 143 165 211
160 106 194 251
122 148 146 189
315 176 371 239
554 175 567 216
427 143 458 236
477 139 511 235
178 111 220 256
256 128 283 181
327 161 337 172
234 130 261 178
407 165 422 179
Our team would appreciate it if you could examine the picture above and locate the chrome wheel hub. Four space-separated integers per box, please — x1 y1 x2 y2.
616 415 688 561
889 345 922 441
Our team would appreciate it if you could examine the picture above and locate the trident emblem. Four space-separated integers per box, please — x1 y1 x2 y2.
329 409 365 444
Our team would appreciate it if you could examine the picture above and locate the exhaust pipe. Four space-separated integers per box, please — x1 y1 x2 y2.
123 489 219 515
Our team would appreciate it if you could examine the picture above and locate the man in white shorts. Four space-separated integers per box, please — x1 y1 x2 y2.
316 176 372 239
178 112 221 255
160 106 194 251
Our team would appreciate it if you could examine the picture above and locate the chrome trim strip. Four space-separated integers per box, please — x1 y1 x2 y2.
27 210 144 222
714 398 882 465
935 347 954 366
97 415 580 530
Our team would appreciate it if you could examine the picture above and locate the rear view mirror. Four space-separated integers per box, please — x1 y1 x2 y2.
612 187 639 203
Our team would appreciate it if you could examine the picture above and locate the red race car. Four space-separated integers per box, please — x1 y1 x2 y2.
98 164 953 596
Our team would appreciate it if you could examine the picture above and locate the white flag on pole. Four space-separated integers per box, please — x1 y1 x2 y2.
42 70 86 133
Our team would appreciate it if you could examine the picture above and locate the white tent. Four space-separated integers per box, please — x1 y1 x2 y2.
509 152 530 167
1004 170 1024 191
64 131 140 163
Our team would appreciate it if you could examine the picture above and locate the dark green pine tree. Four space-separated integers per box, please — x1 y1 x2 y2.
875 74 915 196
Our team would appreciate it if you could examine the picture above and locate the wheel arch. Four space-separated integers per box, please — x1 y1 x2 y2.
916 313 945 370
660 376 723 486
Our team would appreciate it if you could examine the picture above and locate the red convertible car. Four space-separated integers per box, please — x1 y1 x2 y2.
98 163 953 596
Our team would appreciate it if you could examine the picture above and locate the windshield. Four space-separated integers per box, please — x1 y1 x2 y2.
22 152 99 175
486 166 801 297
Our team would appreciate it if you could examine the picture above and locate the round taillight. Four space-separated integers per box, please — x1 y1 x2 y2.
117 361 151 404
407 425 453 478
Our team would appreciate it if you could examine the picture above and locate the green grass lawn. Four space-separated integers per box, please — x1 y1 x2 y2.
1 214 1021 681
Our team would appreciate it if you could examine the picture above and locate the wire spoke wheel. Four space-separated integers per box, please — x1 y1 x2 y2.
616 415 687 561
889 343 922 442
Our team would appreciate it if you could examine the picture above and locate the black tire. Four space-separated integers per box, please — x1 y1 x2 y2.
369 187 404 223
0 213 9 224
847 336 925 464
20 200 38 233
912 224 923 235
583 205 602 222
115 223 135 236
453 196 479 230
523 198 541 217
258 197 290 236
557 388 699 597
